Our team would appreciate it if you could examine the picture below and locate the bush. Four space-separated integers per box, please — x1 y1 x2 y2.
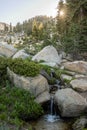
0 84 44 123
8 58 41 77
0 57 9 86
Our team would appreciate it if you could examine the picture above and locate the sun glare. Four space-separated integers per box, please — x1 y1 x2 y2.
60 11 64 16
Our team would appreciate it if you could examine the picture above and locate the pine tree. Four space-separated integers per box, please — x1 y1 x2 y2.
32 20 39 41
56 0 87 58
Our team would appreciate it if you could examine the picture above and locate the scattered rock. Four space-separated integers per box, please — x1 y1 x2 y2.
70 78 87 92
54 88 87 117
40 62 58 67
64 61 87 74
0 42 17 57
61 74 72 81
12 49 30 59
75 74 87 78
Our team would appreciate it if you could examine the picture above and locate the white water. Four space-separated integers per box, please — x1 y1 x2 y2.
44 114 60 123
44 96 60 123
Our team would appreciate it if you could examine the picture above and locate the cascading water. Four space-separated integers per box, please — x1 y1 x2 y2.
44 96 60 123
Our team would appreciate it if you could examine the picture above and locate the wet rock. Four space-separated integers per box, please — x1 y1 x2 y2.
40 69 51 81
72 117 87 130
54 88 87 117
34 117 69 130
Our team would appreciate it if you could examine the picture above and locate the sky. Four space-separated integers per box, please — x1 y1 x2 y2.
0 0 59 26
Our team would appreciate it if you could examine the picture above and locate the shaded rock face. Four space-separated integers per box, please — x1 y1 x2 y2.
35 91 50 104
0 42 17 57
72 117 87 130
63 61 87 74
70 78 87 92
80 91 87 101
54 88 87 117
12 49 30 59
7 67 50 104
32 45 61 66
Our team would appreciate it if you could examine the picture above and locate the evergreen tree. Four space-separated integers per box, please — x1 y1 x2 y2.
10 23 12 32
56 0 65 36
56 0 87 59
32 20 39 41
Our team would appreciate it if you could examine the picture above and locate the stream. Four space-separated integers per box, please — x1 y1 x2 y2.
31 95 71 130
31 70 72 130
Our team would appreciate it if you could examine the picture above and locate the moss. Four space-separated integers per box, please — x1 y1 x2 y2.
63 78 71 84
54 68 74 79
40 64 52 75
39 60 45 63
48 78 56 85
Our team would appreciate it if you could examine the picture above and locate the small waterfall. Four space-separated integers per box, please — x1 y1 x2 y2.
50 96 54 115
44 95 60 123
44 69 61 122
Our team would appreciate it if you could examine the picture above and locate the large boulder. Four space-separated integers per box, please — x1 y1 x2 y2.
63 61 87 74
54 88 87 117
7 67 50 104
0 42 17 57
12 49 30 59
70 78 87 92
32 46 61 66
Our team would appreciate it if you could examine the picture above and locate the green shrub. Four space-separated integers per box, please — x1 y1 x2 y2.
0 57 8 85
9 117 23 128
0 57 13 86
8 58 41 77
0 113 7 121
0 84 44 124
8 58 55 78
